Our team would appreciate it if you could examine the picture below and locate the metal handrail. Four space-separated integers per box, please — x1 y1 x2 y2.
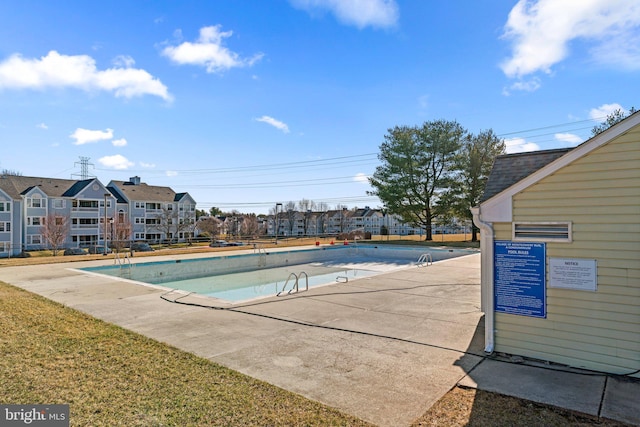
277 273 298 296
276 271 310 296
417 253 433 267
297 271 309 293
114 252 132 268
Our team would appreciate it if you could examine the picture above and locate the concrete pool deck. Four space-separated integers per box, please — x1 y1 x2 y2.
1 248 638 426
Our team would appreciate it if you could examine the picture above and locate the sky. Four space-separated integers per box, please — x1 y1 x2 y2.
0 0 638 214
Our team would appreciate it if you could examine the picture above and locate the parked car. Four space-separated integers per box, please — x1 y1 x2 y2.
209 240 228 247
227 241 245 246
64 247 87 256
88 245 111 254
130 242 154 252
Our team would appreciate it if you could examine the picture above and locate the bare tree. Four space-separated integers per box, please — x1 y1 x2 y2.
152 205 195 245
111 218 132 253
298 198 316 211
180 210 197 244
336 205 350 233
316 201 329 212
197 217 221 243
241 214 260 238
284 201 297 237
153 207 179 244
41 213 70 256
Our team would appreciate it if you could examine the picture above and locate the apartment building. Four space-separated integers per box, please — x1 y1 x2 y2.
108 176 197 243
0 174 196 257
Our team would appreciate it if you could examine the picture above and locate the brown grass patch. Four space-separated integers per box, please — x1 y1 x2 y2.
412 386 629 427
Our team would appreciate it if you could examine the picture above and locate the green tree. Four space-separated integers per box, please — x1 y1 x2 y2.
209 206 222 217
449 129 505 241
591 107 637 136
368 120 466 240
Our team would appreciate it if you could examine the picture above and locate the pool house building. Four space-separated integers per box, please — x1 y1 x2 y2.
472 111 639 376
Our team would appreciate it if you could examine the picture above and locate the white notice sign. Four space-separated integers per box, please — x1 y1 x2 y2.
549 258 597 291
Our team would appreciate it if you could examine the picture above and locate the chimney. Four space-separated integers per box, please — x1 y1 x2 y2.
129 176 141 185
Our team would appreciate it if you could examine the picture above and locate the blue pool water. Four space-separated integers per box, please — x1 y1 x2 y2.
80 245 476 303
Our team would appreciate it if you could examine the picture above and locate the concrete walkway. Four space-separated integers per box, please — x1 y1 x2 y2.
1 249 638 426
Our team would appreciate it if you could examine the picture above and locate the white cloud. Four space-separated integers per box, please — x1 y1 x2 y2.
353 173 369 184
140 162 156 168
0 50 172 101
36 123 48 130
162 25 264 73
98 154 134 170
502 77 541 95
554 133 583 146
112 138 127 147
589 103 626 121
291 0 399 29
256 115 290 133
112 55 135 68
166 170 178 177
70 128 113 145
501 0 640 78
505 137 540 154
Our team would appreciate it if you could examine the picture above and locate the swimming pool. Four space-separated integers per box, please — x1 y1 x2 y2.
80 245 477 303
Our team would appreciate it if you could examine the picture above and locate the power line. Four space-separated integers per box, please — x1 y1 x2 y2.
94 153 378 175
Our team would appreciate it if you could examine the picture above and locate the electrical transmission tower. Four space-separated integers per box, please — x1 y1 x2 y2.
72 156 95 180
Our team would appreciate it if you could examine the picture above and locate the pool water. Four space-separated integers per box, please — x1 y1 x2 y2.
80 245 477 303
165 262 380 302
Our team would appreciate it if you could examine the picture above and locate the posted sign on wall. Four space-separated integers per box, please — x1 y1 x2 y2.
549 258 597 291
494 241 546 318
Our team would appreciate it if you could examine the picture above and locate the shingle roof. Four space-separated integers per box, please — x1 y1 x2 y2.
109 180 177 202
0 175 92 199
480 148 573 202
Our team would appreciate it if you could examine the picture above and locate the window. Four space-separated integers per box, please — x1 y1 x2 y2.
28 196 43 208
28 235 42 245
0 242 8 252
0 202 9 212
53 199 65 209
135 202 143 209
73 200 98 209
513 222 572 242
28 217 43 226
135 217 143 224
0 222 9 232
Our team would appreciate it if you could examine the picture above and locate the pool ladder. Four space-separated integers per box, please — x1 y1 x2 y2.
417 253 433 267
277 272 309 296
254 244 267 267
114 252 133 277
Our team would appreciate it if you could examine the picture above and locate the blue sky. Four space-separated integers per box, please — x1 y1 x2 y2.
0 0 638 214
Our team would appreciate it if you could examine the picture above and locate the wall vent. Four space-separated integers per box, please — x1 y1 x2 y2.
512 222 572 242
